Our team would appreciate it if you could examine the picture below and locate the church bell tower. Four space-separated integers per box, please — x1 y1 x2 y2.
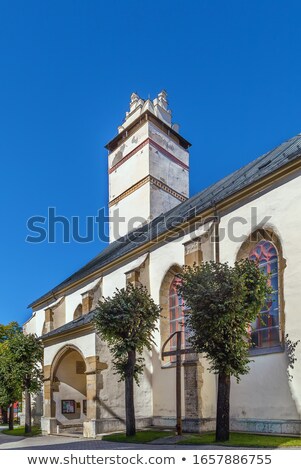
105 91 191 242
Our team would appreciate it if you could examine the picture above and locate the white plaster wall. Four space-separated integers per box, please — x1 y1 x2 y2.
109 122 189 202
150 145 189 197
96 335 153 421
108 122 148 170
24 308 46 337
148 122 189 166
149 239 185 304
23 314 37 335
150 186 184 219
109 184 150 240
44 332 97 366
149 239 185 416
64 278 101 324
230 353 299 419
109 146 150 201
102 264 127 297
108 121 189 242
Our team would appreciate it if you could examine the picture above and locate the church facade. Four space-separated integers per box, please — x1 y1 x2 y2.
24 92 301 437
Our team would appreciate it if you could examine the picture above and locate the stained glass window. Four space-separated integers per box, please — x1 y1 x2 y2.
249 240 280 349
169 277 186 354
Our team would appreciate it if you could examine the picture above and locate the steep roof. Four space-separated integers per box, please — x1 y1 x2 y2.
29 133 301 309
41 310 95 340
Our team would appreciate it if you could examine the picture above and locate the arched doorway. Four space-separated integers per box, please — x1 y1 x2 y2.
51 346 87 431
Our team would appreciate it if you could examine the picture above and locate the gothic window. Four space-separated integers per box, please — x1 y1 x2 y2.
169 277 185 352
249 240 280 349
73 304 83 320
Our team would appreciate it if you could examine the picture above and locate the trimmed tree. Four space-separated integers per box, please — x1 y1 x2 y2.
0 328 43 433
0 322 23 429
10 332 43 434
0 347 22 430
94 284 161 436
177 259 271 442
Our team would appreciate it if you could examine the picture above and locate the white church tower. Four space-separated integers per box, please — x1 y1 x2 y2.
105 91 191 241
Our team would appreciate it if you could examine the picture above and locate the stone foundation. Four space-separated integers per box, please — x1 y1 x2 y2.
42 415 301 437
231 418 301 435
183 418 215 433
42 416 152 438
41 417 58 435
84 417 152 437
153 416 215 433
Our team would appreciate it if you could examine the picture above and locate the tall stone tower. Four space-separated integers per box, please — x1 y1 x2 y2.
105 91 191 242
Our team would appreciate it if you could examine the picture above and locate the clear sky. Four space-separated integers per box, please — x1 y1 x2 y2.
1 0 301 326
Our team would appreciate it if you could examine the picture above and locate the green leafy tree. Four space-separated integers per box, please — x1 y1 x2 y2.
0 327 43 433
0 322 22 342
0 343 22 429
94 284 161 436
0 322 23 428
178 259 271 442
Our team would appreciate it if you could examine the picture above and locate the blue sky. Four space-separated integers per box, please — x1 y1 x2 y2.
1 0 301 325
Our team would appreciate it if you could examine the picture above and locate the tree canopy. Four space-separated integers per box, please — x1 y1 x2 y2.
94 283 161 435
94 283 161 383
6 332 43 394
0 322 22 343
0 324 43 431
0 344 22 407
177 259 271 441
0 322 23 412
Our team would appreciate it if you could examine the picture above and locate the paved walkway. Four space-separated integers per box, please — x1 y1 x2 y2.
0 426 26 448
0 428 299 450
0 431 246 450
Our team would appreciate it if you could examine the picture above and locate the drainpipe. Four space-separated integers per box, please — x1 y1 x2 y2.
214 207 220 263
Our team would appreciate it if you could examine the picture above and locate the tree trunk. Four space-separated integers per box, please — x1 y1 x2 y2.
25 386 32 434
3 407 8 424
1 406 8 424
125 350 136 437
8 403 14 431
215 372 231 442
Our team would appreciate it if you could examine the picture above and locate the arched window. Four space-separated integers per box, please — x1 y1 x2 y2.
249 240 280 349
73 304 83 320
169 277 185 352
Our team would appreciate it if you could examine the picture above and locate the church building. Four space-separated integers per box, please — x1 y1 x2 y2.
24 91 301 437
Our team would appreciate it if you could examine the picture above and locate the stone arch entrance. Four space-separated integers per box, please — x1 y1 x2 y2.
51 346 87 434
42 343 108 437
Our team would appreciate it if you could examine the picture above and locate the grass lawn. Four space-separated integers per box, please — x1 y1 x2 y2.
103 430 174 444
180 432 301 448
2 426 41 437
